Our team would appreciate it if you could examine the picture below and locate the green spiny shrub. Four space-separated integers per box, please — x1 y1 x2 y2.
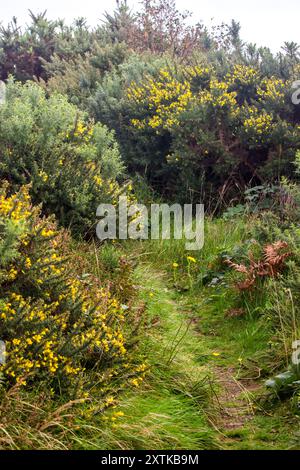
0 184 144 397
0 79 125 236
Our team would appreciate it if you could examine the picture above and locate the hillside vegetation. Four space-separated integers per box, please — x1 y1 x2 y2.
0 0 299 450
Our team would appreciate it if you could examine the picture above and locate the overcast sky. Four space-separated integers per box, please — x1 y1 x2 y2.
1 0 299 52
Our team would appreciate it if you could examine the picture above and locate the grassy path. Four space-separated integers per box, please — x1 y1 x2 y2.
83 260 298 450
90 264 217 450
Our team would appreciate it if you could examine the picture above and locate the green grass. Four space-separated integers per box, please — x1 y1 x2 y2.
3 215 299 450
226 415 299 450
97 215 298 450
70 264 217 450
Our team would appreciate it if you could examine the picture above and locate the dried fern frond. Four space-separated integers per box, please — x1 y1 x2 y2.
225 259 248 274
263 241 291 265
226 240 292 291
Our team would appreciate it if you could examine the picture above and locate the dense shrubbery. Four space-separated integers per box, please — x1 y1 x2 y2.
127 64 299 202
1 2 298 203
0 0 299 449
47 54 300 203
41 43 129 108
212 172 300 401
0 80 125 235
88 53 174 189
0 185 142 397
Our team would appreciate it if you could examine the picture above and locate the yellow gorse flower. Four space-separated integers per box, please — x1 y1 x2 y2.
0 186 143 397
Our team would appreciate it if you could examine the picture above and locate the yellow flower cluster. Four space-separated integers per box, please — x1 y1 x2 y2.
93 175 103 186
244 109 274 135
68 121 94 142
257 77 286 103
184 65 211 80
38 170 49 183
199 79 237 110
0 185 31 221
227 64 260 86
128 66 239 132
128 69 193 130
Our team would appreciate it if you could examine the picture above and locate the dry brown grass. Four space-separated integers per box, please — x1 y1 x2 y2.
0 384 86 450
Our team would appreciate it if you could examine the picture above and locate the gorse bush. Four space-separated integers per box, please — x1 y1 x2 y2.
127 64 300 203
0 2 299 449
1 4 299 205
41 43 129 108
0 80 125 236
0 185 135 396
88 53 172 187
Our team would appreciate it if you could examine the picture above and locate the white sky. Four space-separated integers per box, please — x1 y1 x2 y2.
1 0 299 52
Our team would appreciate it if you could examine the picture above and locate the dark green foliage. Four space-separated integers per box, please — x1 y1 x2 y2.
1 4 298 204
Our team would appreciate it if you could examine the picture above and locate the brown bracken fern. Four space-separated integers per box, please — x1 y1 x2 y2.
225 241 292 290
